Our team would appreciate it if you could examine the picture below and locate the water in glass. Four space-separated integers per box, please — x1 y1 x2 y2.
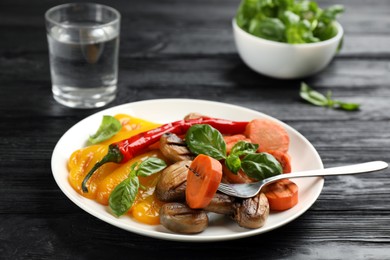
48 22 119 108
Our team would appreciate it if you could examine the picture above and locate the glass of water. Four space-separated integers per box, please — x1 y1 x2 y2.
45 3 120 109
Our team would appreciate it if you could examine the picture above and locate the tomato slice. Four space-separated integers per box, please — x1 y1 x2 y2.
186 154 222 209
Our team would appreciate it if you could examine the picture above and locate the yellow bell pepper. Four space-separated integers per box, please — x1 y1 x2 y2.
68 114 161 199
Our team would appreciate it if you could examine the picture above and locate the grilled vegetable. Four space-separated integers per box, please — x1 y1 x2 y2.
155 160 191 202
159 133 194 163
160 203 208 234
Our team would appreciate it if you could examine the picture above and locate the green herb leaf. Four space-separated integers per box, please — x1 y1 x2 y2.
109 176 139 217
185 124 227 160
300 82 360 111
318 5 344 25
230 141 259 157
88 115 122 145
236 0 344 44
236 0 259 29
314 22 339 41
225 141 259 174
241 153 283 180
334 100 361 111
249 17 286 42
135 157 167 177
300 82 328 106
225 154 242 174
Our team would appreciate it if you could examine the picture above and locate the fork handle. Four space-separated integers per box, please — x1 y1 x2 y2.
269 161 388 183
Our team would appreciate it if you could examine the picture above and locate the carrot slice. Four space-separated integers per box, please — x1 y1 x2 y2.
267 150 292 173
263 179 298 211
186 154 222 209
222 163 255 184
245 119 289 153
224 134 251 154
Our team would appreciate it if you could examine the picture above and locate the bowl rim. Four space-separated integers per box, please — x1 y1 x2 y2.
232 18 343 48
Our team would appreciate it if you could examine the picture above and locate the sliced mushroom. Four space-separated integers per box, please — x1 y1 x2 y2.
184 113 205 120
205 192 269 229
232 193 269 229
160 203 208 234
155 160 191 202
160 133 194 163
204 192 237 215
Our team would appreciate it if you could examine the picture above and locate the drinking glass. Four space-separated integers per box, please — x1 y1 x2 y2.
45 3 120 108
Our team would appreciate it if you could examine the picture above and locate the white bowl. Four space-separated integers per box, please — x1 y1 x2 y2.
232 19 343 79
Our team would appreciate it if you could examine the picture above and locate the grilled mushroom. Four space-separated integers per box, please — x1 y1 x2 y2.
159 133 194 163
206 192 269 229
204 192 237 215
155 160 191 202
184 113 205 120
158 190 269 231
155 159 269 230
232 193 269 229
160 203 208 234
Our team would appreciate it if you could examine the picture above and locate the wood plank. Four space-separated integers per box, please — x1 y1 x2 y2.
0 214 389 259
1 20 390 59
1 0 390 59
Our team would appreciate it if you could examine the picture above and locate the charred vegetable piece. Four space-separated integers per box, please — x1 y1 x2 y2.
159 133 194 163
233 193 269 229
155 160 191 202
160 203 208 234
204 192 237 215
183 113 205 120
82 117 248 192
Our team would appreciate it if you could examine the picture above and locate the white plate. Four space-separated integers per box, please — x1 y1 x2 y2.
51 99 323 242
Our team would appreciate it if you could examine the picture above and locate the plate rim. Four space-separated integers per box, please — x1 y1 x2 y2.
51 98 324 242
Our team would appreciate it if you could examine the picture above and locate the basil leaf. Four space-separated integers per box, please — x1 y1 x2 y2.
319 5 344 25
300 82 360 111
109 176 139 217
225 154 241 174
241 153 282 180
300 82 328 106
249 17 286 42
314 22 339 41
236 0 343 44
230 141 259 157
236 0 259 30
334 101 360 111
88 115 122 145
135 157 167 177
281 10 300 26
185 124 227 160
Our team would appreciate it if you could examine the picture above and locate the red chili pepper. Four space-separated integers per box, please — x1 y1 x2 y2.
81 117 248 192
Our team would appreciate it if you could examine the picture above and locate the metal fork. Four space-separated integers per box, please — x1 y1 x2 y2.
217 161 388 198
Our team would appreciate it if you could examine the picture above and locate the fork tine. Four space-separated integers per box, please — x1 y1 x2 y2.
218 182 262 198
217 183 238 197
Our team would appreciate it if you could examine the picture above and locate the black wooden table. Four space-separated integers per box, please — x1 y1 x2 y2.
1 0 389 259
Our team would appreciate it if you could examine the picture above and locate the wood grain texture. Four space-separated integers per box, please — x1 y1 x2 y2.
0 0 389 259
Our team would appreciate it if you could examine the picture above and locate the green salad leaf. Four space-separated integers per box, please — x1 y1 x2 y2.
109 158 167 217
300 82 360 111
230 141 259 157
236 0 344 44
109 175 139 217
241 153 283 180
185 124 227 160
225 154 242 174
185 125 282 179
88 115 122 145
135 157 168 177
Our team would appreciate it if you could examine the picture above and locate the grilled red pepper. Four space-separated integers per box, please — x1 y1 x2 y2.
81 117 248 192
